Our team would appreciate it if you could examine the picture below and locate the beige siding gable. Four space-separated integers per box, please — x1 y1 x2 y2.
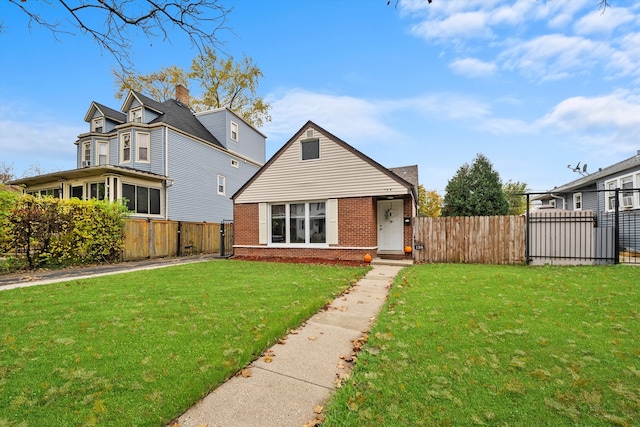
235 127 410 204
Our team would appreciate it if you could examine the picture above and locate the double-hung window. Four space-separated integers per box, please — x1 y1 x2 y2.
230 121 238 142
97 141 108 165
92 118 103 133
217 175 226 195
270 201 326 244
130 108 143 123
137 133 150 162
83 142 91 166
606 176 636 210
573 193 582 210
121 133 131 163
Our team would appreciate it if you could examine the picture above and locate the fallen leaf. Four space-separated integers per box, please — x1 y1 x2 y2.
240 368 252 378
308 336 317 341
264 356 273 363
277 338 287 345
313 405 323 414
337 361 345 369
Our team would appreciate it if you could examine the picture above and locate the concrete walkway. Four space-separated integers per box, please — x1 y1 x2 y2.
173 263 405 427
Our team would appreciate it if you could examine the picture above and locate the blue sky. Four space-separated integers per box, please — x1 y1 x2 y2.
1 0 639 194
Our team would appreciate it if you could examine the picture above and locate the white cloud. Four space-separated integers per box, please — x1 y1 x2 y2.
574 6 636 35
449 57 497 77
499 34 612 81
410 11 492 41
263 88 492 147
0 107 81 175
536 90 640 152
262 89 403 147
608 32 640 80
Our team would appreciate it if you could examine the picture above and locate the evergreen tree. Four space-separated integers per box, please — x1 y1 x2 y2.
442 163 472 217
442 154 509 216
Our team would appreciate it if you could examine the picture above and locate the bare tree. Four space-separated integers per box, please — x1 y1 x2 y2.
5 0 230 70
0 162 16 184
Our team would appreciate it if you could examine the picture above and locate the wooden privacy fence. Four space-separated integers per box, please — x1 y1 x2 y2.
122 219 232 260
413 215 526 264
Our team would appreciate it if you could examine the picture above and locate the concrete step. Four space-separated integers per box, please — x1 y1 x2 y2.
371 257 413 267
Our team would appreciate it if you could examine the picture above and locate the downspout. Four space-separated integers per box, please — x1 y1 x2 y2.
549 194 566 210
165 127 169 220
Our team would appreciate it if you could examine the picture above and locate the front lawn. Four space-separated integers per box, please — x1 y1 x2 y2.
323 264 639 427
0 260 368 426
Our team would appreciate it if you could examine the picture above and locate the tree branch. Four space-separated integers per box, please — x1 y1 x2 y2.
7 0 230 71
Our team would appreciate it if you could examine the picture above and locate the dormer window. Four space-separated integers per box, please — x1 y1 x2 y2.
130 108 143 123
92 118 103 133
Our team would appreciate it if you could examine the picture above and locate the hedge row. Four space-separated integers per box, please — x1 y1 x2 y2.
1 190 129 269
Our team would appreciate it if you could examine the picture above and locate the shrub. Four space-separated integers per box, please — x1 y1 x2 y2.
4 194 129 269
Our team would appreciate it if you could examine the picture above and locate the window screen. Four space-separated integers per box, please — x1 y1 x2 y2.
301 139 319 160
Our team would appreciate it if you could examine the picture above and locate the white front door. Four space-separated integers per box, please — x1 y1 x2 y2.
377 199 404 251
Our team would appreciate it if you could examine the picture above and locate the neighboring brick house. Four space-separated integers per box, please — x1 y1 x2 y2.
10 86 266 222
232 121 418 262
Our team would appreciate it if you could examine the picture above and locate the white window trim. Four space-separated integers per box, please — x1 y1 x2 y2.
230 121 239 142
605 174 637 211
267 200 330 247
130 107 143 123
92 117 104 133
573 192 582 211
120 132 132 163
121 181 163 217
231 159 239 168
96 141 109 166
217 175 226 195
136 132 150 163
83 142 91 166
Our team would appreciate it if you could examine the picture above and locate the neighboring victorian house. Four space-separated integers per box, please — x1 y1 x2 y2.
535 151 640 211
10 86 266 223
232 121 418 263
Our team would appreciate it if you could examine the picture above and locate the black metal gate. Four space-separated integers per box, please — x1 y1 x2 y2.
220 220 234 257
526 189 639 265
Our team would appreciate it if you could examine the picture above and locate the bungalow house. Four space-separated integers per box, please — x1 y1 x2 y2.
533 151 640 257
9 86 266 223
232 121 418 263
535 151 640 211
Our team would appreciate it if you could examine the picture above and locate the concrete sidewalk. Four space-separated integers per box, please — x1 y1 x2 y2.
173 264 404 427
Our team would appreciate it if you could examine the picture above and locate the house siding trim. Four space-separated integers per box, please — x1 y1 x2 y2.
233 121 416 204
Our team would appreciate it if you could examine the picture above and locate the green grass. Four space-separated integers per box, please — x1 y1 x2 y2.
323 264 640 427
0 260 368 427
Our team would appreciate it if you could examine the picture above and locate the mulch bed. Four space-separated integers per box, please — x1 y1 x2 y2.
231 255 369 267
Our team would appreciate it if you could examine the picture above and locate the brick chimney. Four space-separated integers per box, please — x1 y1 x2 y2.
176 84 190 105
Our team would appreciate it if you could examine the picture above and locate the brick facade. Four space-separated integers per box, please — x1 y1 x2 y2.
233 196 413 262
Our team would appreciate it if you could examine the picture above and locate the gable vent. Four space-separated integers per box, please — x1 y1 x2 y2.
306 129 314 138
